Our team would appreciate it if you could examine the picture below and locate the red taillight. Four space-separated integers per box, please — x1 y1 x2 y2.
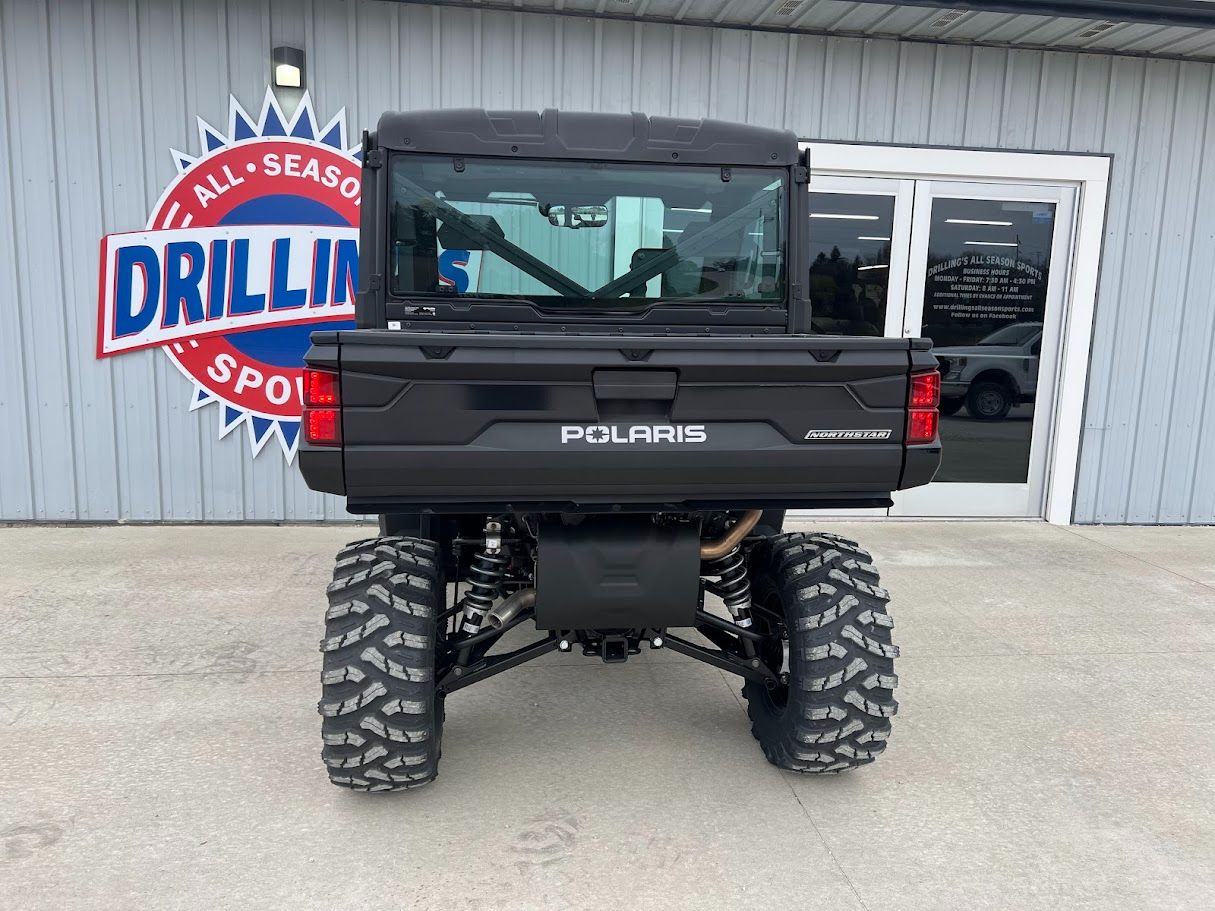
304 408 341 446
304 367 339 406
909 370 940 409
906 369 940 444
303 367 340 446
907 409 939 444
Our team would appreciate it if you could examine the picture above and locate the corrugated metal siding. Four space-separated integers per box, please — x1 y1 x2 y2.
2 0 1214 522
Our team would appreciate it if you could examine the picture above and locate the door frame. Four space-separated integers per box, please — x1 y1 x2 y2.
802 142 1112 525
892 179 1076 519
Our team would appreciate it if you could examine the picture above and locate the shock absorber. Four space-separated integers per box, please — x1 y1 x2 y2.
459 520 507 635
703 545 753 629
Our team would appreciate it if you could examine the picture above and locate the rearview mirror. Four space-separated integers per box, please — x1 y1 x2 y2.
545 204 609 229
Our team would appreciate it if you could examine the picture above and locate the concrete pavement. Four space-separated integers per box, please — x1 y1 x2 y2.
1 521 1213 910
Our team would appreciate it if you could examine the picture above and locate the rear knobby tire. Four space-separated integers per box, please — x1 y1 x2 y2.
744 532 898 773
318 536 446 791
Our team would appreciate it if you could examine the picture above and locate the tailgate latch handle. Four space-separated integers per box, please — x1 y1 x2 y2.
592 369 678 402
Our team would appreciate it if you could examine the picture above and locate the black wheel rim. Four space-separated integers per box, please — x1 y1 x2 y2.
975 387 1005 415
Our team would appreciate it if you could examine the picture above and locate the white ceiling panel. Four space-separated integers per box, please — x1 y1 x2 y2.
456 0 1215 61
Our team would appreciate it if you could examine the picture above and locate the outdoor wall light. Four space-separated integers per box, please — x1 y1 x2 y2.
272 46 305 89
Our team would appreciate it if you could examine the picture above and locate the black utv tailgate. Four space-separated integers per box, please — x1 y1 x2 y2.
300 331 939 512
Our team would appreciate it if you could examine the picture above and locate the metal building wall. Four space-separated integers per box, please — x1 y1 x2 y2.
2 0 1214 523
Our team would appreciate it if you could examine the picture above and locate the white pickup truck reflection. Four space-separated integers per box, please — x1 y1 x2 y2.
935 322 1042 421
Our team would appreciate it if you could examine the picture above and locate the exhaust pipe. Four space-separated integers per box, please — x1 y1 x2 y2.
483 588 537 630
699 509 763 561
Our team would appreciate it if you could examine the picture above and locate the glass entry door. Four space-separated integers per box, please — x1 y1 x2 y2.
892 182 1076 517
806 176 913 340
804 177 914 517
805 177 1078 519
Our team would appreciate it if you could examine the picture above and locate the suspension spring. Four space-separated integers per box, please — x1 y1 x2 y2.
459 523 507 636
704 545 752 628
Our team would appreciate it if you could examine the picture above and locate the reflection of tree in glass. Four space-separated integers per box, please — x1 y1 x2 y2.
809 245 883 336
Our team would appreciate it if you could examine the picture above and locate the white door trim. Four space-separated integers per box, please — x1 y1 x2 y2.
801 142 1112 525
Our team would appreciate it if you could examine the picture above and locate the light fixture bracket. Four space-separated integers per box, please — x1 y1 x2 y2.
272 45 306 90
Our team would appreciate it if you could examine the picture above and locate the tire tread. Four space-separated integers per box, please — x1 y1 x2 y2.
319 536 444 791
744 532 898 774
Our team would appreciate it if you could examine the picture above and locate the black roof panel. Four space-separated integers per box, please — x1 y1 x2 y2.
375 108 798 167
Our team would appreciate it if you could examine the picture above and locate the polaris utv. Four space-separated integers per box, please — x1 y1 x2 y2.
298 109 941 791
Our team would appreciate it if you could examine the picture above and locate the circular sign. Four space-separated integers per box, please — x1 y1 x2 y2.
97 90 361 458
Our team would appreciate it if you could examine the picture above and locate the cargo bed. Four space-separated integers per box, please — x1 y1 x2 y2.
299 330 940 513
